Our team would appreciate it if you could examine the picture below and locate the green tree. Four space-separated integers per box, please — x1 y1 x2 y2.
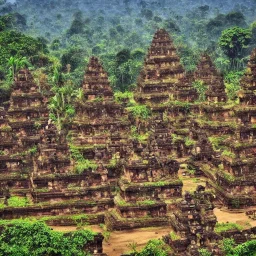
219 27 252 68
0 30 48 75
49 80 76 131
116 49 131 66
8 56 30 80
224 71 244 100
250 21 256 45
192 80 207 102
136 239 170 256
0 12 27 31
221 238 236 255
0 220 96 256
61 47 86 72
225 12 246 27
232 240 256 256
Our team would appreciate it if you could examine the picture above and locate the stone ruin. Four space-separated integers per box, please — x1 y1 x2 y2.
161 186 256 255
106 150 182 230
0 28 256 255
189 49 256 209
194 54 227 103
135 28 185 112
0 69 107 255
166 186 221 255
212 49 256 208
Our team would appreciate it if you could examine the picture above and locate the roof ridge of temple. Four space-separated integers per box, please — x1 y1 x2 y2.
152 28 173 41
195 53 218 77
15 69 34 81
148 28 178 58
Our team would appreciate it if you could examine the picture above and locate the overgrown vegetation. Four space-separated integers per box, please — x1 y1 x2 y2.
0 0 255 125
135 239 172 256
127 105 151 119
70 144 98 173
7 196 29 207
215 222 243 233
0 220 96 256
220 238 256 255
192 80 207 102
198 248 212 256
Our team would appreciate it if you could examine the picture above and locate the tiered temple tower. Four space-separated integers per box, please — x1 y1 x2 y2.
135 28 185 112
106 150 182 230
189 55 233 174
194 54 227 103
135 29 198 158
209 49 256 208
71 56 130 179
0 108 24 204
0 69 50 204
69 57 131 219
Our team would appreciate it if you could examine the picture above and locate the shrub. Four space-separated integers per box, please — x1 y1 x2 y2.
127 105 151 119
198 248 212 256
215 222 243 233
185 137 196 147
0 220 96 256
75 159 98 174
8 196 29 207
136 239 171 256
192 80 207 102
221 150 235 158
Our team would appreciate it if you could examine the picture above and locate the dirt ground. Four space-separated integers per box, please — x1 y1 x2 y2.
214 208 256 227
50 225 102 233
180 176 207 195
51 225 171 256
103 226 172 256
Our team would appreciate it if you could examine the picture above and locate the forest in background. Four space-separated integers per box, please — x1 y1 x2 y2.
0 0 256 126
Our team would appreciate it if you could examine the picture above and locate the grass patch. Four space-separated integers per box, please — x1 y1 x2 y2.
8 196 29 207
215 222 243 233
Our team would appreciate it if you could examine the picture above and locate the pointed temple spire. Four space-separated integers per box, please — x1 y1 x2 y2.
135 29 185 107
194 54 227 102
82 56 113 101
240 48 256 105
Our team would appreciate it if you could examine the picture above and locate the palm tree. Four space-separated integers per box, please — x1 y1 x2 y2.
48 94 63 131
52 68 62 86
49 81 77 131
8 56 30 80
76 88 84 101
8 56 16 80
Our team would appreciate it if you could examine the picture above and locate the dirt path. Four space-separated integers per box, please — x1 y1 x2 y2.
51 225 171 256
180 176 207 195
50 225 102 233
103 227 172 256
214 208 256 227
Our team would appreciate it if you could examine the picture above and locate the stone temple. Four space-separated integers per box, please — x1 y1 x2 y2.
0 29 256 255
